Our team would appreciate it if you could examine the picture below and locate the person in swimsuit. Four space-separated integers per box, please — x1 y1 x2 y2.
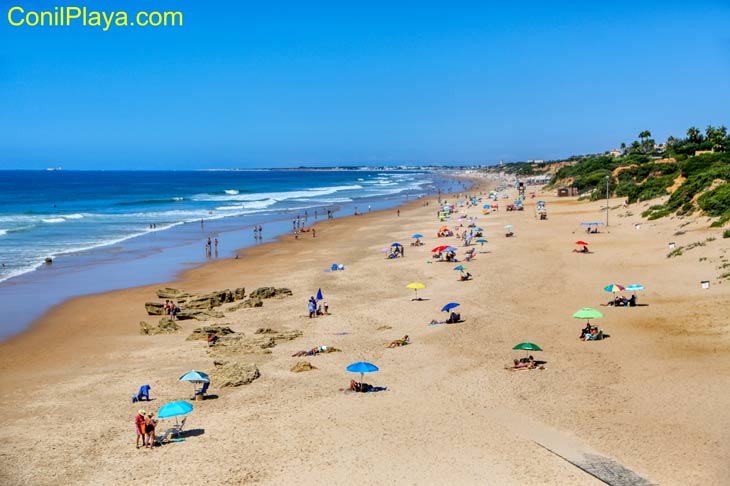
144 413 158 448
135 409 146 448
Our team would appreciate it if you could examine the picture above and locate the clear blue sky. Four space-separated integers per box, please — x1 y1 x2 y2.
1 1 728 169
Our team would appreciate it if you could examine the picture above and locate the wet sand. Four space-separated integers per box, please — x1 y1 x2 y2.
1 179 728 485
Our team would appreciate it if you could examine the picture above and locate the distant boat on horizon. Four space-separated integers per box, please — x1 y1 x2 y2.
46 167 62 171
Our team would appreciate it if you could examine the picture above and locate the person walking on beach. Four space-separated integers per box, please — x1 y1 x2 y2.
397 209 400 217
135 409 146 449
312 228 316 238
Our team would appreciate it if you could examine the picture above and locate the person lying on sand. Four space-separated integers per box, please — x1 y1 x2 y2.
581 326 605 341
348 380 374 393
292 345 328 357
388 335 410 348
572 245 589 253
446 312 461 324
507 358 534 371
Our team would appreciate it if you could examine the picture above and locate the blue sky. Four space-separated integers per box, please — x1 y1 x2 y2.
1 1 729 169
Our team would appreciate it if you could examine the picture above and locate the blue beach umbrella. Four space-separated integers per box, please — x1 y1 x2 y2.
346 361 379 382
472 227 483 231
441 302 460 312
391 242 402 247
412 234 423 239
476 239 488 246
453 265 465 271
179 370 210 383
444 246 458 252
626 284 644 291
158 401 193 420
504 225 513 229
316 288 324 300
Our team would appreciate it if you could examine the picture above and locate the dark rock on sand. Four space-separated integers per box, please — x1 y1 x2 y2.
210 360 260 387
176 309 225 321
248 287 293 300
145 302 165 315
139 318 180 335
207 329 303 357
233 287 246 300
291 361 317 373
155 287 191 299
187 325 235 341
228 298 263 311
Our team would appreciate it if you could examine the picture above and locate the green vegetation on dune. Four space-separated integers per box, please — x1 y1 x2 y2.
488 125 730 225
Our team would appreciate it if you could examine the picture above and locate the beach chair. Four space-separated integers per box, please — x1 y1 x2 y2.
154 428 174 446
171 417 187 438
193 382 210 400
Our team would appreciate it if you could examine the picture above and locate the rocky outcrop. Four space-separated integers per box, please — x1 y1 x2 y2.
187 325 235 341
176 309 225 321
145 302 165 315
139 318 180 335
210 360 260 387
155 287 191 299
248 287 293 300
207 329 303 357
228 298 263 311
291 361 317 373
232 287 246 300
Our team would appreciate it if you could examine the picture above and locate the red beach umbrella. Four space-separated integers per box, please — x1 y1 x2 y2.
432 245 449 252
575 241 589 245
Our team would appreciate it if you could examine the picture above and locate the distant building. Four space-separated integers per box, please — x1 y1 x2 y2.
557 187 579 197
609 148 622 157
694 149 715 156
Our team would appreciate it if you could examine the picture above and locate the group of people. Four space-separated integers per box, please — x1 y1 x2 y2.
134 409 158 449
606 294 636 307
507 355 538 371
580 323 606 341
388 246 405 258
163 300 180 319
307 296 328 318
205 237 218 256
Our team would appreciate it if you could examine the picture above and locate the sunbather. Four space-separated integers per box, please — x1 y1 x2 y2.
507 358 534 371
572 245 589 253
292 345 328 357
388 335 410 348
348 379 374 393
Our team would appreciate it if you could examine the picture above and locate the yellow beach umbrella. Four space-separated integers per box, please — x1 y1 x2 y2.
406 282 426 300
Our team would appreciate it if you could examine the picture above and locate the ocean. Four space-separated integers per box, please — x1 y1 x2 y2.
0 169 463 339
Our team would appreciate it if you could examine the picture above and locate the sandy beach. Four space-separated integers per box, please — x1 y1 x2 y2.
1 178 729 486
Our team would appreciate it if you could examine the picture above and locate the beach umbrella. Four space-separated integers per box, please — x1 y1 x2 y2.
444 246 458 252
626 284 644 292
473 227 483 231
441 302 460 312
432 245 449 253
476 239 488 246
158 401 193 420
412 234 423 239
316 288 324 300
575 241 589 246
346 361 379 382
179 370 210 383
512 342 543 357
179 370 210 396
483 204 490 208
504 225 513 229
573 308 604 325
406 282 426 299
604 284 625 293
453 265 466 271
391 242 402 247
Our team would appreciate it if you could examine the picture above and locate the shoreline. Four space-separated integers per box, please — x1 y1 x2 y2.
0 173 466 341
2 176 728 485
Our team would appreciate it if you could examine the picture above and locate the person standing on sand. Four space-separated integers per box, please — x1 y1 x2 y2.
144 413 157 448
312 228 316 238
135 410 146 448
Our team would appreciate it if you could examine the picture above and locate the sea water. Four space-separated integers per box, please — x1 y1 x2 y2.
0 169 464 338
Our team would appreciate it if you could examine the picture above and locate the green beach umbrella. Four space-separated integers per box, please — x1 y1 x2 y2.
573 307 604 324
512 342 542 358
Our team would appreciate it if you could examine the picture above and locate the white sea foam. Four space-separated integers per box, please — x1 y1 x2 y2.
41 218 66 223
193 185 363 203
224 189 239 195
0 229 7 236
64 213 84 219
172 197 184 201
